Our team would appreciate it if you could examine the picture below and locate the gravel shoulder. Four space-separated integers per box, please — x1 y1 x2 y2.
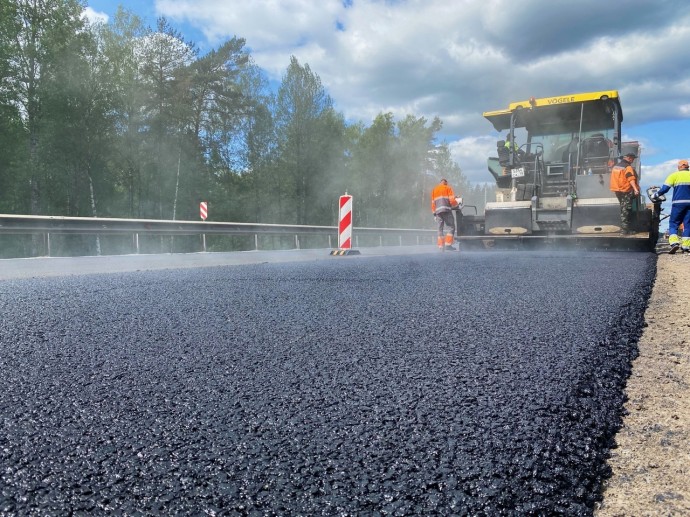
597 253 690 516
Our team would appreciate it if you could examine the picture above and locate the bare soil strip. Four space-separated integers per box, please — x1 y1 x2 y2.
597 253 690 516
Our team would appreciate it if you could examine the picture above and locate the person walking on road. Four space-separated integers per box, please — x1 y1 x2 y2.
431 178 459 251
652 159 690 254
609 153 640 235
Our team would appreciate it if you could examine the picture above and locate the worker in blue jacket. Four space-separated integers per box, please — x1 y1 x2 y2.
653 159 690 253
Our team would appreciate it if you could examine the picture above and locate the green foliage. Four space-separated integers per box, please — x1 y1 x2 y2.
0 1 476 257
274 56 345 225
0 0 26 212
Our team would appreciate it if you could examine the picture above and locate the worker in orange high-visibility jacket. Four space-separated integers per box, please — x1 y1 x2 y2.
609 153 640 234
431 178 460 251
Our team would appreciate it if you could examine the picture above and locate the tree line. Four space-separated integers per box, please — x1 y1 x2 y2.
0 0 494 256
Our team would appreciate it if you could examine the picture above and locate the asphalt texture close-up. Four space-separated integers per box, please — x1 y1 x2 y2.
0 251 656 516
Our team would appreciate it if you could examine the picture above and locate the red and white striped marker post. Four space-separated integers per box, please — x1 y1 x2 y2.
331 193 360 256
199 201 208 252
338 194 352 249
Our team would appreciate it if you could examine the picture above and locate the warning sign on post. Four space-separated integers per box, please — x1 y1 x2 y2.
200 201 208 220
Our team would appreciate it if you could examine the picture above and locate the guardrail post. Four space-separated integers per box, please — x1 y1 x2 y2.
379 235 383 247
399 235 402 246
328 235 332 248
46 233 51 257
255 234 258 250
134 233 140 254
202 234 207 252
295 235 300 249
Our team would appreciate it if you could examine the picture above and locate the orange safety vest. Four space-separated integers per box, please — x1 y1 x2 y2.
609 159 639 193
431 183 458 214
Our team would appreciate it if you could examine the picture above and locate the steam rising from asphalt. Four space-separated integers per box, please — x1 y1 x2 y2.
0 246 438 281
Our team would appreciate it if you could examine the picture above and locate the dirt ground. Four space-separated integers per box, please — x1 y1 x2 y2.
596 253 690 516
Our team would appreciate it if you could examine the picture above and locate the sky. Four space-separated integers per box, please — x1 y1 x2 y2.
83 0 690 198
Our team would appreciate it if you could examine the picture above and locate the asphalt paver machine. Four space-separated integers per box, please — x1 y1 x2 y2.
456 91 662 250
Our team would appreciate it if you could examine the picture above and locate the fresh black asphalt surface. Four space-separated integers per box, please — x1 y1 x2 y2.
0 250 655 515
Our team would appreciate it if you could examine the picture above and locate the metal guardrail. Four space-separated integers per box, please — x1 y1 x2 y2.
0 214 437 256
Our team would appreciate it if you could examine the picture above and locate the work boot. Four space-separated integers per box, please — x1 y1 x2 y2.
444 245 457 251
669 242 680 254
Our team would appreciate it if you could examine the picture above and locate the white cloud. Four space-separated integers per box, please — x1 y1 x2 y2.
641 159 679 188
448 136 498 185
154 0 690 181
638 159 679 226
82 6 109 25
